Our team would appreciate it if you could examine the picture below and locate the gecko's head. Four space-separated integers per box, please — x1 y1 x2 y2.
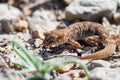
43 29 68 48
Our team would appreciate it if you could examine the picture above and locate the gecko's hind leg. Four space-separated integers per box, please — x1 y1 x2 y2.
85 36 101 46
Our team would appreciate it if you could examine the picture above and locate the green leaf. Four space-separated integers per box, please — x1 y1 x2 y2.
11 69 35 75
12 39 40 71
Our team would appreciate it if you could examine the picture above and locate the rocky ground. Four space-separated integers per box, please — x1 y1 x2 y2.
0 0 120 80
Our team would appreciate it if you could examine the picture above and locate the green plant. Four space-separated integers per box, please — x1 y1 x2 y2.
11 39 91 80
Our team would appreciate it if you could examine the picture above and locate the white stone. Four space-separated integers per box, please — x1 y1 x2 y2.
65 0 117 21
0 4 22 20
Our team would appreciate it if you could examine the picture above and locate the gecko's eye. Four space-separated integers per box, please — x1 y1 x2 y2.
49 34 59 42
44 33 59 44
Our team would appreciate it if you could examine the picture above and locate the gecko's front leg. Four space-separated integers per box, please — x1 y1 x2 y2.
67 39 83 56
68 39 82 49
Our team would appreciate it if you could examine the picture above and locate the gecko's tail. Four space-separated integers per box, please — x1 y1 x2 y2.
79 39 116 60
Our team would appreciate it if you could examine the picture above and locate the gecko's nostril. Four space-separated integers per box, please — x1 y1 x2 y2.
42 45 49 49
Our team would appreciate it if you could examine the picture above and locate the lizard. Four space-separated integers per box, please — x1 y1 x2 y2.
42 21 116 59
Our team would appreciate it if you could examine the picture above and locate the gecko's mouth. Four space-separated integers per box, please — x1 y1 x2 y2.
42 42 61 49
49 44 58 48
49 42 64 48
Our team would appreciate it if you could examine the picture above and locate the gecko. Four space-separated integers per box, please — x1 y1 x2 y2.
43 21 116 59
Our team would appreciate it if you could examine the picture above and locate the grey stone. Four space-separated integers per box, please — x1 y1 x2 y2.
65 0 117 21
28 10 60 33
55 75 72 80
88 60 111 70
111 61 120 68
0 19 14 33
91 67 120 80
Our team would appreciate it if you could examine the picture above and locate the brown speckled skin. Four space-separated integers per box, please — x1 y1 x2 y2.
111 34 120 46
43 21 117 59
43 22 109 47
111 34 120 52
80 39 116 59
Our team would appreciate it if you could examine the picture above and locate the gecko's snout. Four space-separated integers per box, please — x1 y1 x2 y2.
42 44 50 49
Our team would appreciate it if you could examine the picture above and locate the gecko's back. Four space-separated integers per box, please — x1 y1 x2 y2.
43 21 109 48
67 22 109 41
